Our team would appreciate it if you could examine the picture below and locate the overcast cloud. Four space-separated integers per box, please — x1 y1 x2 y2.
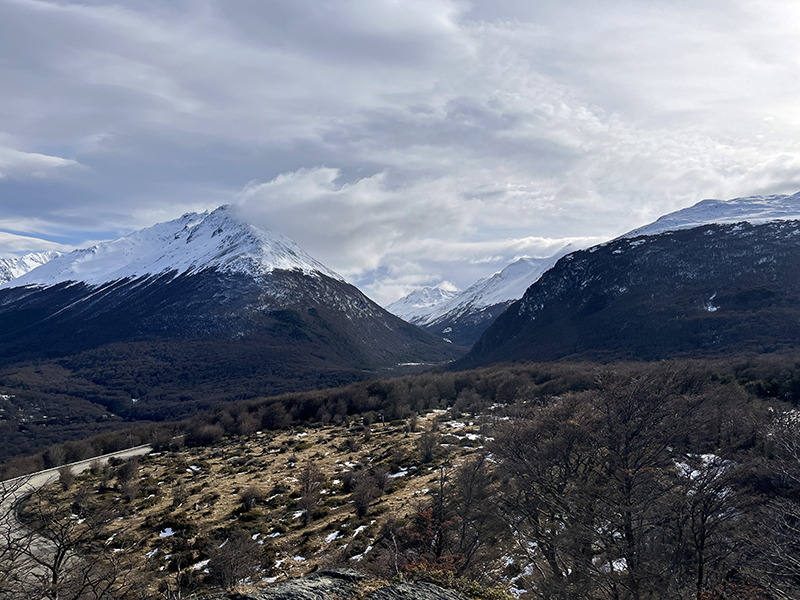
2 0 800 304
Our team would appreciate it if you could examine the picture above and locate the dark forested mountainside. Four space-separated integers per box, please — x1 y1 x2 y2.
460 220 800 367
0 268 462 461
0 269 460 367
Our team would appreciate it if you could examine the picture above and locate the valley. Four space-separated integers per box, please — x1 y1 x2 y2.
3 358 800 599
2 193 800 599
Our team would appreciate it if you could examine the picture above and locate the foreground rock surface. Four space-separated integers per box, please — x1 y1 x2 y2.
226 569 470 600
366 582 470 600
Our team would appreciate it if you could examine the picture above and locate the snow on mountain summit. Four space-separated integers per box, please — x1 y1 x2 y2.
0 251 61 285
623 191 800 239
386 285 460 323
386 245 577 347
420 247 575 325
1 205 343 289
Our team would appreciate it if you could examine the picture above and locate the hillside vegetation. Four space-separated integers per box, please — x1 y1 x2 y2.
3 358 800 599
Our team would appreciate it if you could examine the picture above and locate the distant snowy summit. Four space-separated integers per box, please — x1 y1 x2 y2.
387 246 575 346
407 249 573 328
0 251 61 285
1 205 342 290
622 191 800 239
386 285 460 325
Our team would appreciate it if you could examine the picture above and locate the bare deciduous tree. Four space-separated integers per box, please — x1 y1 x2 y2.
298 459 324 525
10 485 142 599
207 528 264 590
352 474 377 518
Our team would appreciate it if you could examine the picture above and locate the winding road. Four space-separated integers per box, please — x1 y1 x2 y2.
0 445 153 551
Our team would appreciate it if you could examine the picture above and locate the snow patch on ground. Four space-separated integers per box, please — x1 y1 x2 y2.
349 545 374 562
325 531 341 543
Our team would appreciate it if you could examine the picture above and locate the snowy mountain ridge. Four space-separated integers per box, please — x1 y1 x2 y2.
387 191 800 346
622 191 800 239
385 285 460 323
0 251 61 285
1 205 343 289
388 246 575 328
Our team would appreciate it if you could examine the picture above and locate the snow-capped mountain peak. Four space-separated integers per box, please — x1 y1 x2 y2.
1 205 343 289
0 251 61 285
429 246 575 321
387 245 576 345
385 285 460 322
623 191 800 239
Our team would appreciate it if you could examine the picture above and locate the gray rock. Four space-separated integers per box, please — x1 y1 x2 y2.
234 569 368 600
365 581 470 600
227 570 471 600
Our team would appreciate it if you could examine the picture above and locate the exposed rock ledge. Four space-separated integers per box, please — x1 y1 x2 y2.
223 569 470 600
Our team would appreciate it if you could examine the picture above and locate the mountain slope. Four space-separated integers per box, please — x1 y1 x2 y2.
0 251 60 285
622 191 800 238
387 247 573 346
0 207 462 446
459 219 800 367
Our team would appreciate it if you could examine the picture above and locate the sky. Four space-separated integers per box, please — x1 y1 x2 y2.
2 0 800 305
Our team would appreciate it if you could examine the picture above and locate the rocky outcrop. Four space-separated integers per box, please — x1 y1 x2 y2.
366 582 470 600
232 569 367 600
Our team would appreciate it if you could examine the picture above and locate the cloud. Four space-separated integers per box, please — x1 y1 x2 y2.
2 0 800 304
0 231 74 257
237 167 472 275
237 167 605 304
0 146 79 179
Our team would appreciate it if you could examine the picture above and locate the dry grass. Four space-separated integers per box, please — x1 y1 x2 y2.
40 410 489 595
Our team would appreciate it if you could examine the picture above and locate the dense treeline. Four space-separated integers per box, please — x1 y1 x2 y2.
0 359 599 477
142 352 800 453
4 354 800 480
4 346 800 464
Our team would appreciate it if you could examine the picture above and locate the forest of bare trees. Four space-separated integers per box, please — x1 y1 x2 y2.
0 359 799 598
360 364 800 600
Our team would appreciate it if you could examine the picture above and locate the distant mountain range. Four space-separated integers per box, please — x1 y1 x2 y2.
0 251 61 285
459 192 800 367
3 191 800 461
387 247 575 346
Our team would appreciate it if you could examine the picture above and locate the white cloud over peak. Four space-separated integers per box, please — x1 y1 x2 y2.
237 167 604 304
0 230 73 257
